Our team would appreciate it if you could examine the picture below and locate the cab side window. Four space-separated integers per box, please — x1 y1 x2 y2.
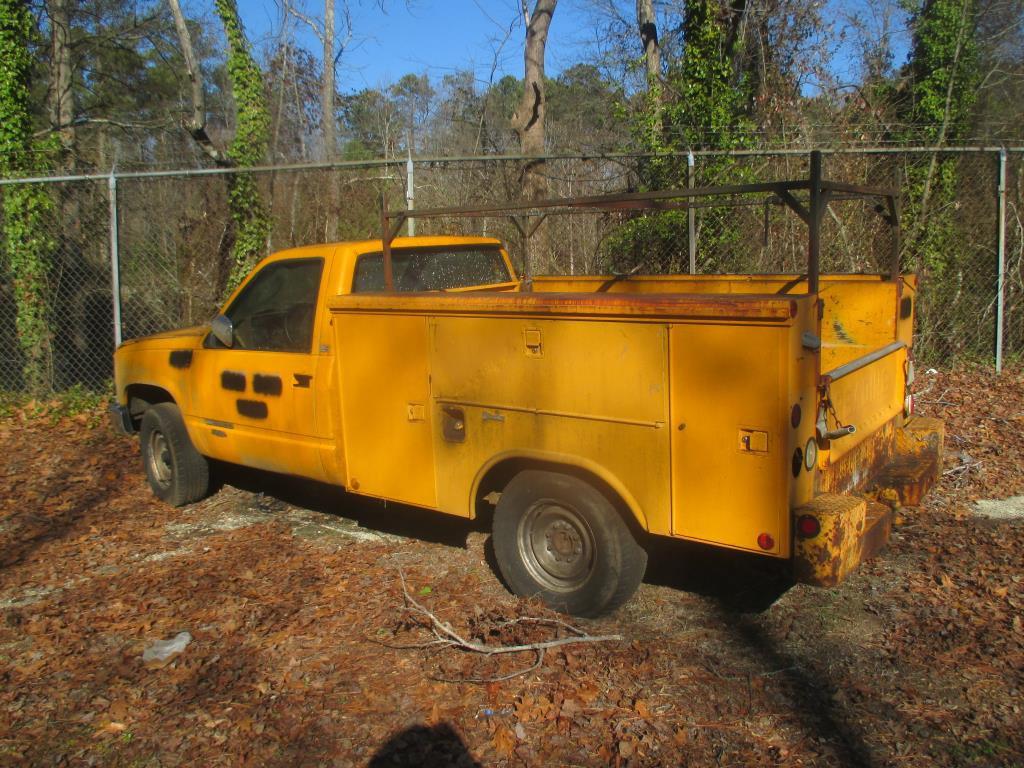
215 258 324 352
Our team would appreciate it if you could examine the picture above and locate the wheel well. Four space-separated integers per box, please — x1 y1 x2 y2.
125 384 176 428
474 458 648 539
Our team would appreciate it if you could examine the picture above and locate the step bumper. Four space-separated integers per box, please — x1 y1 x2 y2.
867 416 944 507
795 416 944 588
793 494 892 587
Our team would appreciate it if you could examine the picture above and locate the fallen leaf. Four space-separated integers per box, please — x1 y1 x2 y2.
492 727 515 758
93 722 126 738
635 698 651 719
108 700 128 721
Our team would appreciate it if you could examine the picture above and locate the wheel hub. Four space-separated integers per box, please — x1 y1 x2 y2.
518 501 595 591
545 520 583 562
148 431 173 487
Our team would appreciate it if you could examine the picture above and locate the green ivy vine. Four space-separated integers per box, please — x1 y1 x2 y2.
215 0 271 293
900 0 980 278
606 0 753 273
0 0 56 393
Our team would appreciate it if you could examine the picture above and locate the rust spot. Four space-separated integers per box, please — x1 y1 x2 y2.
832 319 854 343
329 291 801 323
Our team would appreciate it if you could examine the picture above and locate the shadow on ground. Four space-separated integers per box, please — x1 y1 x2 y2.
368 723 481 768
208 461 793 615
209 461 485 549
642 535 793 613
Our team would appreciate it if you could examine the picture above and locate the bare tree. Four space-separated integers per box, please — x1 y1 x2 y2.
511 0 557 274
47 0 74 169
167 0 229 165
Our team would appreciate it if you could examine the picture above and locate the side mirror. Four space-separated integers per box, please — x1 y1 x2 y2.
211 314 234 348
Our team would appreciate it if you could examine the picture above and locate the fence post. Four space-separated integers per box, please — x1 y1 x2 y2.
808 150 822 295
406 150 415 237
108 173 122 348
687 151 696 274
996 149 1007 373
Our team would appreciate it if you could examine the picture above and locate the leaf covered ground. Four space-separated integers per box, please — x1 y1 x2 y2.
1 366 1022 767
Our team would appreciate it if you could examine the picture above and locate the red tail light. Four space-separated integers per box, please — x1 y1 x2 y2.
797 514 821 538
757 532 775 550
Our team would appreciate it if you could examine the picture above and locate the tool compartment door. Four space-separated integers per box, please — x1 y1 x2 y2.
670 323 788 555
333 313 437 508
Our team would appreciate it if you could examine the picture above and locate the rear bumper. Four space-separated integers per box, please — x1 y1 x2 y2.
109 402 134 435
793 495 892 586
794 415 943 587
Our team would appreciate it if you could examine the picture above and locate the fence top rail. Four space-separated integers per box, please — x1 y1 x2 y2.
1 145 1023 186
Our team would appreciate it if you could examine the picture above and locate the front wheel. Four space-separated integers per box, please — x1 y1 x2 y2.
492 470 647 617
140 403 210 507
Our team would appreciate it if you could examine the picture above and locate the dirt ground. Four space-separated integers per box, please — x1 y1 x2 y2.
1 366 1022 767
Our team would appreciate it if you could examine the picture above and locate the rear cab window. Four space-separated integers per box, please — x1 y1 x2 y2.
352 245 514 293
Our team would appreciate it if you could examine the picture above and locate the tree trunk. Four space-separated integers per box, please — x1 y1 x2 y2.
167 0 229 165
214 0 272 291
47 0 74 169
511 0 555 159
2 0 56 392
636 0 661 135
511 0 556 277
636 0 659 87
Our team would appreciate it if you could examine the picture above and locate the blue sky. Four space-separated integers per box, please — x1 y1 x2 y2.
229 0 911 94
234 0 598 90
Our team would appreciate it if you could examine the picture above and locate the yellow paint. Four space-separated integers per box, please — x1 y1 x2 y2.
669 322 792 555
426 316 672 530
822 347 907 465
333 312 437 507
113 233 936 578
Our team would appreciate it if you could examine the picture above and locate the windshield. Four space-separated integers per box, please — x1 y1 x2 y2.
352 246 512 292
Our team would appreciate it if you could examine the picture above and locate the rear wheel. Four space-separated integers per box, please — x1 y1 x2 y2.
492 470 647 617
140 403 209 506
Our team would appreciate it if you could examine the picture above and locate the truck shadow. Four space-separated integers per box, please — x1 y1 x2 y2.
209 462 792 613
641 536 794 613
208 461 486 549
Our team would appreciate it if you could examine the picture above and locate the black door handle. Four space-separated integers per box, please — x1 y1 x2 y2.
293 373 313 388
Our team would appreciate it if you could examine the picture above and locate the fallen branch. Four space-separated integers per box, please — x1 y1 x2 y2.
395 573 622 659
943 460 982 476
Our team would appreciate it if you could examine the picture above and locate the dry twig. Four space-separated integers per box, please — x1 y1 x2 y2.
391 570 623 681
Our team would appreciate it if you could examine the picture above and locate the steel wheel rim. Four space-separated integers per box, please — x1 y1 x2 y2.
147 430 173 488
517 500 595 592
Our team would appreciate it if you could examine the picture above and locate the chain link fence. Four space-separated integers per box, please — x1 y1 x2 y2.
0 179 113 392
1 148 1020 393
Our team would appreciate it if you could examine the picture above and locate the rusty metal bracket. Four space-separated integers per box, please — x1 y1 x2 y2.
377 150 901 296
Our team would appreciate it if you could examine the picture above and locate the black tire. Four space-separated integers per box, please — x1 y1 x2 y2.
492 470 648 617
139 403 210 506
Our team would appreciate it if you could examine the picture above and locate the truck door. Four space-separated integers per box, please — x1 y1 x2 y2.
187 257 331 481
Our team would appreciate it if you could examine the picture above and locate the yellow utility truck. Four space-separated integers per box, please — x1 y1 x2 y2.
111 153 943 616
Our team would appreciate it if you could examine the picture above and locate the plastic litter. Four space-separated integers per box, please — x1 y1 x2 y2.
142 631 192 662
